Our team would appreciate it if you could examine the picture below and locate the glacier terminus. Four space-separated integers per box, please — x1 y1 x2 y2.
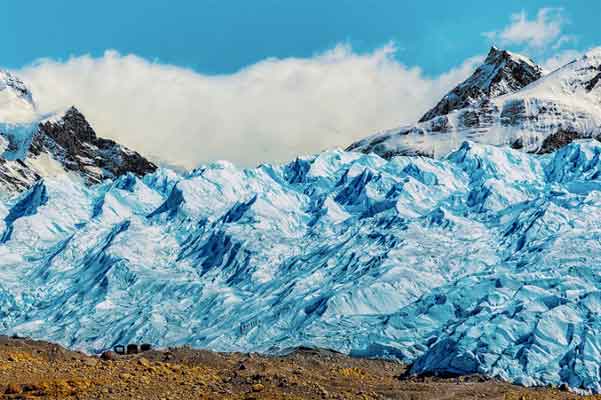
2 46 601 393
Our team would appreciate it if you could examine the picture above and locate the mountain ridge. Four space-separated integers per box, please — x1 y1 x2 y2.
347 47 601 160
419 46 544 122
0 72 157 196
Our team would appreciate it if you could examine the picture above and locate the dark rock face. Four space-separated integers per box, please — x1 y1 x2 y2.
30 107 157 184
459 98 499 128
537 129 583 154
419 47 543 123
499 99 528 126
0 158 40 193
0 106 158 195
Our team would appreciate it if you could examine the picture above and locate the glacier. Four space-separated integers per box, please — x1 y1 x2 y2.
2 138 601 391
3 46 601 394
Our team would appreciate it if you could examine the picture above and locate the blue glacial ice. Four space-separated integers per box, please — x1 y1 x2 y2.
2 140 601 391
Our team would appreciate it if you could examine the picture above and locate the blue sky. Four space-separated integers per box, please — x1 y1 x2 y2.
4 0 598 75
4 1 600 167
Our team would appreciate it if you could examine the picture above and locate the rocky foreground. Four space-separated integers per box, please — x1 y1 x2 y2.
0 337 595 400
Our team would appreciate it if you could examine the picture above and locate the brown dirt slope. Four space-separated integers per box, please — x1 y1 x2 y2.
0 336 596 399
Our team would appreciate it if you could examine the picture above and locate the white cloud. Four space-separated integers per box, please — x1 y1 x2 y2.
484 8 570 50
15 45 481 169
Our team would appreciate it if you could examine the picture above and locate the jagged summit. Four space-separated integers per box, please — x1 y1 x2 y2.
418 46 543 122
348 47 601 160
32 106 157 184
0 73 157 195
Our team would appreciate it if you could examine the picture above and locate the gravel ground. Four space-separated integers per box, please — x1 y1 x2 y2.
0 336 595 399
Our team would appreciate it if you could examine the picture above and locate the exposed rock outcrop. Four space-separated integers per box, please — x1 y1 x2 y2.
31 107 157 184
348 47 601 159
0 70 157 194
419 47 543 123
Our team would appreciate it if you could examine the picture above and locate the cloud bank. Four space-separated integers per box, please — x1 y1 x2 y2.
16 45 481 168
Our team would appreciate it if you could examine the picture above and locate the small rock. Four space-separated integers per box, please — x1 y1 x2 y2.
316 384 329 398
20 384 33 393
101 351 117 361
252 383 265 392
5 383 21 394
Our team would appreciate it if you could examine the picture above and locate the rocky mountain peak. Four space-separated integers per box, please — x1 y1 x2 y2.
418 47 543 122
31 106 157 184
44 106 97 143
483 45 509 62
0 71 157 194
348 48 601 160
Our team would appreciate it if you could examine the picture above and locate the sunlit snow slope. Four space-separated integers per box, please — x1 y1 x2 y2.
348 47 601 159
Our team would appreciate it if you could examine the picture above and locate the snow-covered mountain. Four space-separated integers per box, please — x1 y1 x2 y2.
3 49 601 393
347 47 601 159
419 46 544 123
0 73 156 196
